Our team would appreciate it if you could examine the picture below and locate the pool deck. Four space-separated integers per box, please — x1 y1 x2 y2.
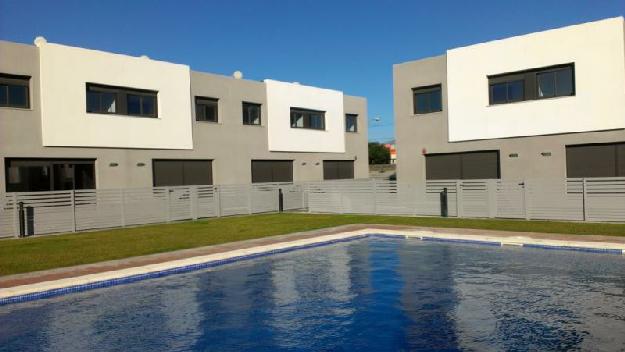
1 225 625 303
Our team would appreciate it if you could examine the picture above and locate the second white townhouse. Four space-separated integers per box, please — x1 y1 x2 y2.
0 38 368 193
394 17 625 183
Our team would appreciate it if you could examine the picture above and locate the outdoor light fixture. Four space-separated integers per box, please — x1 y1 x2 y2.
541 152 552 157
137 162 146 167
315 162 320 166
109 162 119 167
301 162 307 166
509 153 519 158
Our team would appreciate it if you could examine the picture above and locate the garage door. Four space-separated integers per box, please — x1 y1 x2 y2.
425 151 500 180
153 160 213 186
251 160 293 183
323 160 354 180
566 143 625 177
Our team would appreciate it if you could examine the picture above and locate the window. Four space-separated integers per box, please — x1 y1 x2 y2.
290 108 325 130
345 114 358 132
425 151 500 180
196 97 218 122
537 66 574 99
251 160 293 183
86 83 157 117
412 84 442 114
323 160 354 180
5 158 95 192
488 63 574 105
489 80 524 105
242 102 261 125
153 160 213 186
0 73 30 108
566 143 625 178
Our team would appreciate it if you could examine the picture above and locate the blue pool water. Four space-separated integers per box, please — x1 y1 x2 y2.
1 238 625 351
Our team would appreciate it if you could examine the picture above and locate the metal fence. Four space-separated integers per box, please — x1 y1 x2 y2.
0 183 306 238
306 178 625 223
1 177 624 239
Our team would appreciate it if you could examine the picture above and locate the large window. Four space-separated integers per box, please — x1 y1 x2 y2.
196 97 218 122
251 160 293 183
488 63 574 105
0 73 30 109
345 114 358 132
153 160 213 186
412 84 442 114
425 151 500 180
86 83 157 117
290 108 325 130
566 143 625 178
5 158 95 192
323 160 354 180
242 102 261 125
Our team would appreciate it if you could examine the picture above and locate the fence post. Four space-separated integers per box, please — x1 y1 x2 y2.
166 187 172 223
487 179 497 218
456 180 463 218
248 185 253 214
71 190 77 232
120 188 126 227
191 186 198 220
12 193 19 238
582 178 588 222
215 186 222 217
372 179 378 215
523 180 530 220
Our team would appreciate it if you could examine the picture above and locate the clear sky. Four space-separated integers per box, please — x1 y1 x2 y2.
1 0 624 143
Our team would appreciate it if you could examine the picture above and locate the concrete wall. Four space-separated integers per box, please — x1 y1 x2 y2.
0 40 368 192
447 17 625 142
266 79 345 153
39 42 193 149
394 54 625 183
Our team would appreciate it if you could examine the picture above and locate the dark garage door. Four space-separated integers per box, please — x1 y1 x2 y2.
323 160 354 180
251 160 293 183
153 160 213 186
425 151 500 180
566 143 625 177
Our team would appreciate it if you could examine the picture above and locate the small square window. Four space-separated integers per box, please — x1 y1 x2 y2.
196 97 218 122
490 83 507 104
290 108 325 130
127 94 141 115
0 74 30 108
242 102 261 125
555 68 573 96
412 85 442 114
507 80 524 102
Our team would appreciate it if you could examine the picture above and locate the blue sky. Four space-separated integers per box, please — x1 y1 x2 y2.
1 0 624 143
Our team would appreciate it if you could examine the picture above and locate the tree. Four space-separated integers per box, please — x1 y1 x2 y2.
368 142 391 164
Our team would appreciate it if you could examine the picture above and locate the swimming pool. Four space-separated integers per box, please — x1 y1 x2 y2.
1 237 624 351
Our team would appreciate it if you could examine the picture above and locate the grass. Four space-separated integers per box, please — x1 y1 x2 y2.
1 213 625 276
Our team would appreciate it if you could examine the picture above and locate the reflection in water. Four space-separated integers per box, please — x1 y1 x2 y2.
1 238 625 351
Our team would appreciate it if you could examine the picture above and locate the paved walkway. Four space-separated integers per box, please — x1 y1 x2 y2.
2 224 625 289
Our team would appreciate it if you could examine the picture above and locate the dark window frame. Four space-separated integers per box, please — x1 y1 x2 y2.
412 84 442 115
345 113 358 132
195 96 219 123
425 150 501 180
242 101 262 126
0 73 30 109
86 83 158 118
290 107 326 130
4 157 96 192
152 159 213 187
488 63 575 105
565 142 625 178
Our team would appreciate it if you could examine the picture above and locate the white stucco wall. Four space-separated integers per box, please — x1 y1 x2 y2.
447 17 625 142
39 43 193 149
265 79 345 153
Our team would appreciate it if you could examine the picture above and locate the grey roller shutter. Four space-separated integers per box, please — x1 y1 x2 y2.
426 151 499 180
252 160 293 183
183 160 213 185
153 160 213 186
323 161 354 180
616 144 625 177
566 145 617 178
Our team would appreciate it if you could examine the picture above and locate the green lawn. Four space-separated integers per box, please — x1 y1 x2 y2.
1 213 625 276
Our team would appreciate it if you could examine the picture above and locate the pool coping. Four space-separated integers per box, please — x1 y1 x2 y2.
1 225 624 306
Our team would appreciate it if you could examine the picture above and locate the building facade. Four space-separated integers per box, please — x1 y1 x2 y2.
394 17 625 182
0 39 368 193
